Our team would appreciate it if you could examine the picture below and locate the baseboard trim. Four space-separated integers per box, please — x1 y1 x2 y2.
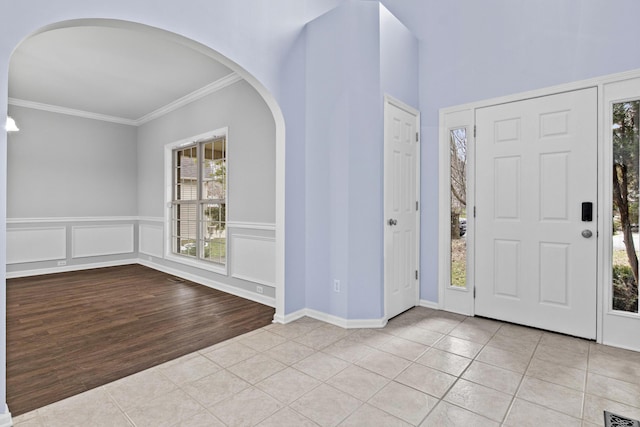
273 308 307 324
276 308 387 329
0 405 12 427
419 299 440 310
6 259 137 279
137 258 276 308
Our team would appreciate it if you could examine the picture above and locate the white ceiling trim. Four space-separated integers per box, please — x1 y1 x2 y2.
8 72 243 127
8 98 138 126
136 72 242 125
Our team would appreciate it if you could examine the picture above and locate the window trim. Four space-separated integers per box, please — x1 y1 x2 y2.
438 108 475 316
164 127 229 275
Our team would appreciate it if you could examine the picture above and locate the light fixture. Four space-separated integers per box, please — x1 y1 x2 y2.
5 116 19 132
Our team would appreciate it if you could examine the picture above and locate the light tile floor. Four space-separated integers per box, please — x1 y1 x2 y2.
12 307 640 426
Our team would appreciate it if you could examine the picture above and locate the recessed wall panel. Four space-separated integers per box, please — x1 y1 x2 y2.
494 157 520 219
539 242 569 306
7 227 66 264
139 223 164 258
72 224 134 258
540 152 569 220
230 234 275 287
494 240 520 298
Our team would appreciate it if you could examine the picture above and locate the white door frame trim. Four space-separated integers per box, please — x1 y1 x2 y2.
438 67 640 346
383 94 421 321
438 108 475 316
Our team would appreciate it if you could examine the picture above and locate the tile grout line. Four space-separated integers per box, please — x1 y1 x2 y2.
498 329 543 426
20 311 628 427
583 341 592 422
443 320 507 426
405 317 503 426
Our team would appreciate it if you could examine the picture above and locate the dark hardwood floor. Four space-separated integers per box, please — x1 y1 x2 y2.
7 264 275 416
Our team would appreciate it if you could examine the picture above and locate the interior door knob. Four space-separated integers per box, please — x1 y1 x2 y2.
581 229 593 238
387 218 397 226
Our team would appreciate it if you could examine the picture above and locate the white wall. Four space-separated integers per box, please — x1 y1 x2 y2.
136 78 277 303
137 79 275 223
7 106 138 218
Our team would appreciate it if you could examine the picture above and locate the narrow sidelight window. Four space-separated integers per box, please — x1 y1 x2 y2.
612 100 639 313
172 136 227 265
450 128 467 287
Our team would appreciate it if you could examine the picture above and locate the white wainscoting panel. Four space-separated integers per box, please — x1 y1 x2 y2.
72 224 134 258
231 234 276 287
7 227 66 264
139 223 164 258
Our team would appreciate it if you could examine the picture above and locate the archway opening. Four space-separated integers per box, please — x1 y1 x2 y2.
6 18 285 415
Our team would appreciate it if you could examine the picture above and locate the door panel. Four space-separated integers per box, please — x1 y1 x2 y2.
475 88 597 339
384 99 419 319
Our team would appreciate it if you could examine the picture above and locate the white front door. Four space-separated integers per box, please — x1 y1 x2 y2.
475 88 598 339
384 97 420 319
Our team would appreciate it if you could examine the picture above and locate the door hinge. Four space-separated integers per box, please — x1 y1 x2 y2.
473 287 476 298
473 125 476 137
416 132 419 142
416 201 419 211
474 206 476 218
415 270 419 280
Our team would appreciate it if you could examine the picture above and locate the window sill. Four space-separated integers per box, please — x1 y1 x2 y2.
606 309 640 320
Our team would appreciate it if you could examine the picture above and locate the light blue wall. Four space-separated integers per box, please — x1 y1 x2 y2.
345 2 383 319
305 4 352 318
281 32 309 315
379 4 419 109
305 2 418 319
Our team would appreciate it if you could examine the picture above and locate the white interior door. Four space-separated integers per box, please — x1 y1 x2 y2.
475 88 598 339
384 97 420 319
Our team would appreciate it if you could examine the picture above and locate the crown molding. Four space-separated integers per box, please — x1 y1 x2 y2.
8 98 138 126
8 72 243 127
135 72 242 125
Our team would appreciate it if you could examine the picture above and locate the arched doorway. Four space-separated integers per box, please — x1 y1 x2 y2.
5 18 286 416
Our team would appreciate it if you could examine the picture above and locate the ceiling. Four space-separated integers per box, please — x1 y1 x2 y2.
8 25 236 124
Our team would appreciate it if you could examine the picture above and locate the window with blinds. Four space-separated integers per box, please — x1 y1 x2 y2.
172 136 227 265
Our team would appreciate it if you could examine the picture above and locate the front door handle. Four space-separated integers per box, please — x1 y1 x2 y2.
387 218 397 226
581 229 593 238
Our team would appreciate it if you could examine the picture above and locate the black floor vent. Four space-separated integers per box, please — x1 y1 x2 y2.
605 411 640 427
